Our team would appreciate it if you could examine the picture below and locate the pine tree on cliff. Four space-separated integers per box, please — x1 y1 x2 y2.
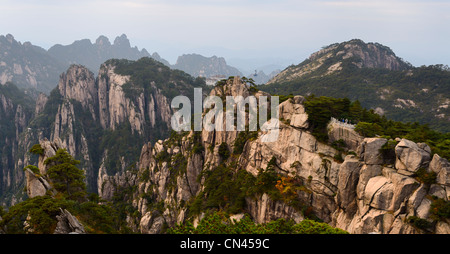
44 149 86 202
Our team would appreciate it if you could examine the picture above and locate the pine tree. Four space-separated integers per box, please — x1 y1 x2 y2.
44 149 86 202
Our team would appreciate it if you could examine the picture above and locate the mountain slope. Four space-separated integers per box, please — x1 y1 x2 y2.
262 39 450 132
0 34 65 93
172 53 242 78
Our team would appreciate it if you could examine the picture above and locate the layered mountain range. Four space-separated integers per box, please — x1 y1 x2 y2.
0 38 449 235
0 34 264 94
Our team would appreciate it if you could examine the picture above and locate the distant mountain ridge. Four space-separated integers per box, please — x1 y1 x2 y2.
48 34 157 73
0 34 251 93
262 39 449 132
172 53 242 78
268 39 412 85
0 34 64 93
0 34 167 93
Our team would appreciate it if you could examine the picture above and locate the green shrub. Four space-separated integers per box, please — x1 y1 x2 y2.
192 165 252 215
414 168 437 185
0 195 69 234
218 142 230 160
407 216 434 232
379 140 398 163
29 144 44 155
192 131 204 154
75 201 119 234
23 165 40 175
354 122 382 137
233 131 257 155
168 211 348 234
44 149 86 202
333 153 344 163
155 149 171 163
331 139 346 152
430 197 450 221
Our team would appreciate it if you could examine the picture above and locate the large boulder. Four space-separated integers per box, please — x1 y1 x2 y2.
25 169 50 198
364 176 393 210
429 154 450 186
395 139 431 172
357 138 387 165
279 96 309 129
38 138 64 175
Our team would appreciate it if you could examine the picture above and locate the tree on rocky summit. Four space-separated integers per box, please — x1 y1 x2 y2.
44 148 86 202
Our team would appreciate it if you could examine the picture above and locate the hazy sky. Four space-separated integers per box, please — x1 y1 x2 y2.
1 0 449 69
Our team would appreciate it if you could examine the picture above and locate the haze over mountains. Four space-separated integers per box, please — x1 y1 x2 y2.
0 34 278 94
0 33 449 235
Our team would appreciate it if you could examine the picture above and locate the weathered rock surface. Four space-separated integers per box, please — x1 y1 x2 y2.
24 138 64 198
54 208 86 234
429 154 450 186
395 139 431 172
25 169 51 198
21 139 86 234
358 138 387 165
246 194 304 224
327 120 363 152
127 77 450 234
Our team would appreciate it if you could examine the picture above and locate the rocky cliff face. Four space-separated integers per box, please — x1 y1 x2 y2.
1 57 207 207
0 83 36 207
20 57 206 200
117 77 450 234
2 57 448 234
44 62 174 193
96 62 172 134
22 138 86 234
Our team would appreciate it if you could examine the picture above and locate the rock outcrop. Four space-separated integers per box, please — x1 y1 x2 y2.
23 139 86 234
53 208 86 234
430 154 450 186
125 77 450 234
30 60 179 196
2 57 204 207
395 139 431 172
24 138 64 198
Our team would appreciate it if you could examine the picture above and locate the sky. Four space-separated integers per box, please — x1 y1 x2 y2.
1 0 449 72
